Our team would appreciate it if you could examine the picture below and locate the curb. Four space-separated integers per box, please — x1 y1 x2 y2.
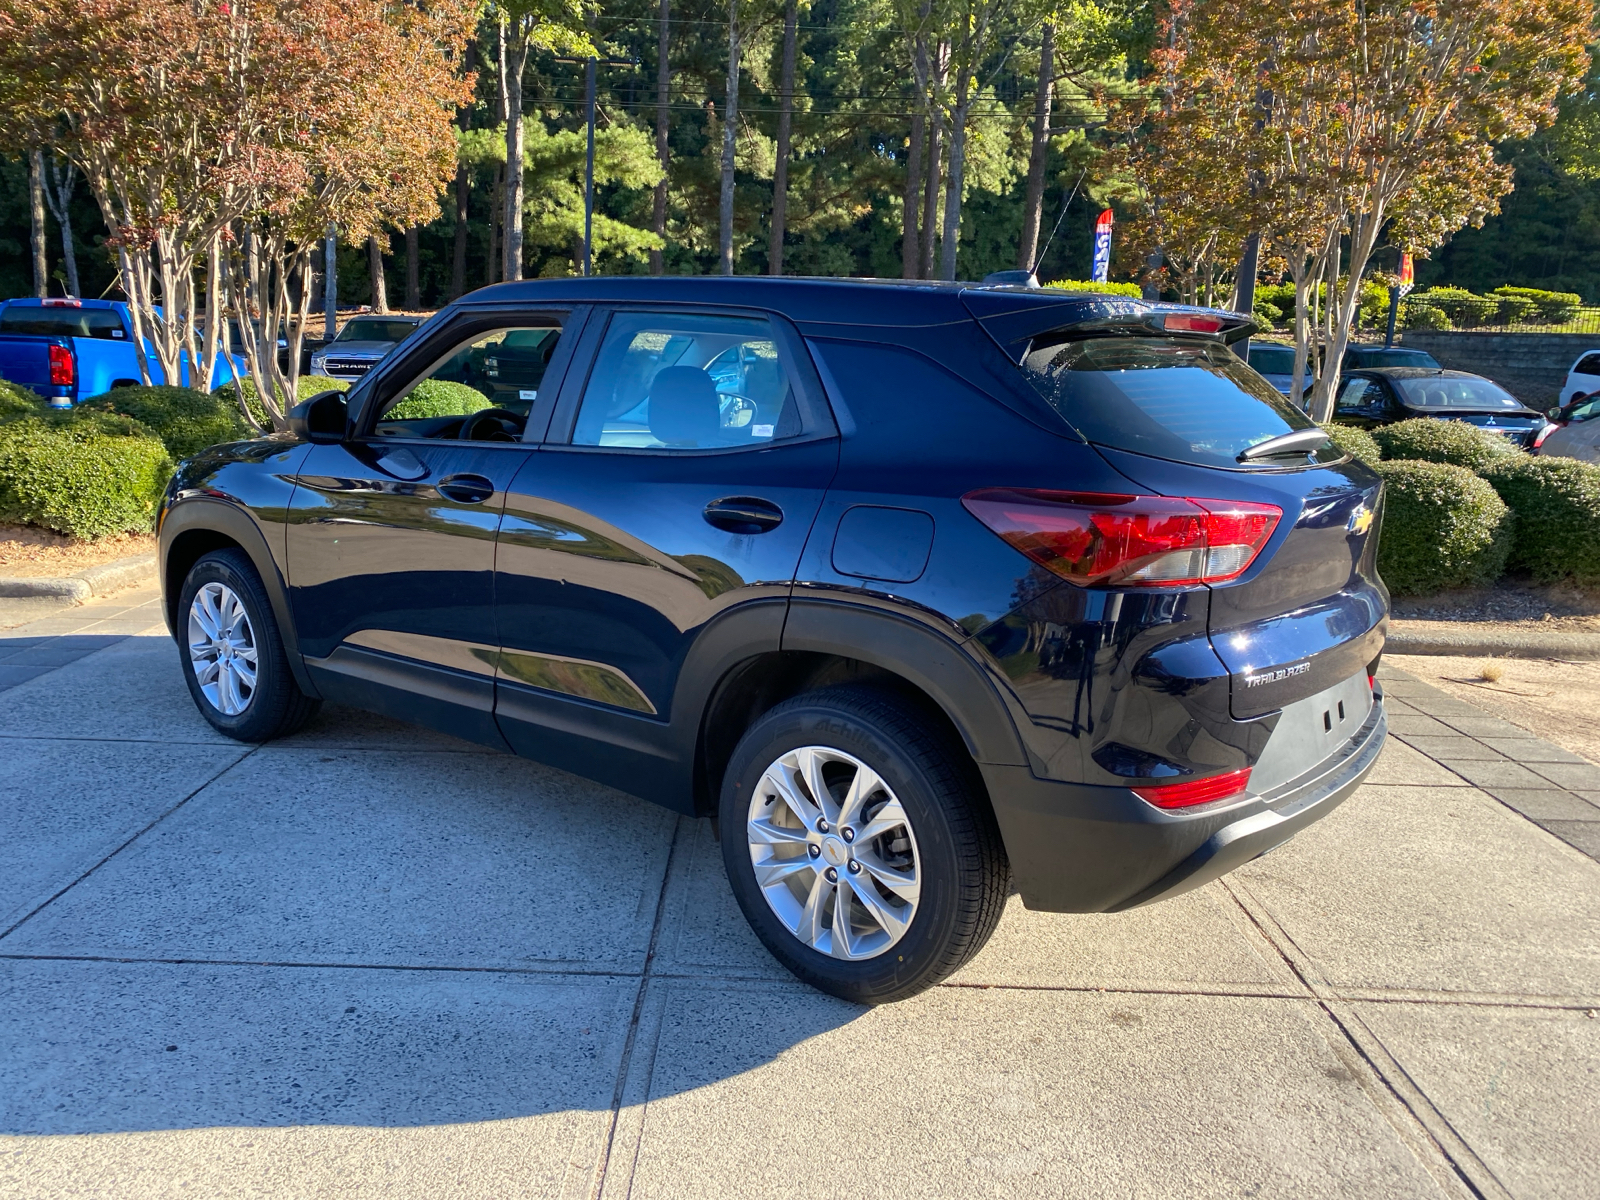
0 552 156 603
1388 622 1600 660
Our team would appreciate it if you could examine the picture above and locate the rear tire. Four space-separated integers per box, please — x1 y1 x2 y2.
719 685 1009 1004
177 549 320 742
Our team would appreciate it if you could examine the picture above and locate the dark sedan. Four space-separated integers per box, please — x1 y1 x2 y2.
1332 367 1546 448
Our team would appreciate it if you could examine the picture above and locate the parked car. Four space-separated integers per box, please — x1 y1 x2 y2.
1333 367 1547 447
1535 393 1600 462
1560 350 1600 407
1244 342 1314 397
1342 346 1440 370
309 314 423 381
158 278 1388 1003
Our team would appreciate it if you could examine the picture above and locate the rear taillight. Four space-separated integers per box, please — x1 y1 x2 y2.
1532 423 1557 452
1161 313 1224 334
962 489 1281 588
1132 767 1251 809
48 343 74 387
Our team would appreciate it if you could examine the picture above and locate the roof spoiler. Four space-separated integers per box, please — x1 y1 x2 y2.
961 290 1256 363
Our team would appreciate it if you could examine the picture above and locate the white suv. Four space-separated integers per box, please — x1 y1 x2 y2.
1561 350 1600 406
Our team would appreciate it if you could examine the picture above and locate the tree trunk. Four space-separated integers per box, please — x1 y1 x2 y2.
719 0 741 276
918 42 947 280
451 166 469 299
1309 209 1383 424
43 157 80 297
368 235 388 314
1017 22 1054 273
938 89 970 281
28 150 48 298
769 0 798 275
503 19 529 283
903 32 930 279
651 0 670 275
405 226 420 309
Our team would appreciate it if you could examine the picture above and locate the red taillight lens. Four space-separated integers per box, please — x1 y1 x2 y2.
1132 767 1251 809
962 489 1281 587
1532 423 1557 451
48 344 74 387
1162 313 1224 334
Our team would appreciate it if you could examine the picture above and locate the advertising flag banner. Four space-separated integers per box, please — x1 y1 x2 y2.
1091 209 1114 282
1398 252 1414 297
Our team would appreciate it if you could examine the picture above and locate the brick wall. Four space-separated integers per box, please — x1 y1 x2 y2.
1396 331 1600 407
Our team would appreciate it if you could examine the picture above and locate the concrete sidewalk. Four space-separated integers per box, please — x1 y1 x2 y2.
0 590 1596 1199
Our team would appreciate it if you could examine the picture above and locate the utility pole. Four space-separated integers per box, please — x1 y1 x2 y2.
324 225 338 339
554 54 638 278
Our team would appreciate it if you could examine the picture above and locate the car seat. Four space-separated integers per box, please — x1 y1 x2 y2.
648 366 723 447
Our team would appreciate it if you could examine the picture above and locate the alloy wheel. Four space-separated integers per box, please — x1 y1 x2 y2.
746 745 922 960
188 581 258 716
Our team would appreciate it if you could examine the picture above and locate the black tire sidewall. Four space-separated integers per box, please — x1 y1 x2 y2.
719 693 973 1002
177 550 294 742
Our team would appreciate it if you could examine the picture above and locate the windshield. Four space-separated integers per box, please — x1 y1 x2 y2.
1392 376 1523 411
1019 336 1335 469
338 318 418 343
0 307 125 340
1247 345 1301 374
1351 349 1439 368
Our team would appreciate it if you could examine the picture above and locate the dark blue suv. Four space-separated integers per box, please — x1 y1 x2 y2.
158 277 1388 1003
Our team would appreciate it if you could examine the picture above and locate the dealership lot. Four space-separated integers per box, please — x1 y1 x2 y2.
1 587 1596 1199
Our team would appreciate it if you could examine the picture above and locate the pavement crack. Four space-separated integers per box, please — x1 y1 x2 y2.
0 745 260 943
585 813 683 1200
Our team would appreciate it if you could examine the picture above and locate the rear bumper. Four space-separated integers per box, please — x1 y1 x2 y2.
980 695 1386 913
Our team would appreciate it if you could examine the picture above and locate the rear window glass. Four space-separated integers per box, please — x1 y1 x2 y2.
1392 376 1522 410
1246 345 1298 374
0 307 125 339
1347 348 1439 368
1019 337 1332 469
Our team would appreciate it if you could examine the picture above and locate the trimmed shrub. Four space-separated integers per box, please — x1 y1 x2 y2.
388 379 492 419
0 378 43 420
1042 280 1145 298
1480 455 1600 584
1372 460 1512 595
0 417 171 539
1370 418 1521 472
81 385 250 459
1492 286 1581 325
1323 422 1382 466
1401 299 1451 330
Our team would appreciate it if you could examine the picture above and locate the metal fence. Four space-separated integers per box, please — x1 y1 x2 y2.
1402 296 1600 335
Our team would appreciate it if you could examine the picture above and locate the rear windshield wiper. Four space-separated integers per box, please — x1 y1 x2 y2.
1237 427 1331 463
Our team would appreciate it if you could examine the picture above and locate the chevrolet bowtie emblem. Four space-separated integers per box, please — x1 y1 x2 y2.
1347 504 1375 535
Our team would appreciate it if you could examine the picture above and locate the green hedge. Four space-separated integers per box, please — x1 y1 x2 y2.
1323 422 1383 466
1042 280 1144 298
80 385 250 459
388 379 492 419
1370 418 1520 472
1491 286 1582 324
1372 460 1513 595
1479 456 1600 584
0 379 42 420
0 416 171 539
213 374 350 427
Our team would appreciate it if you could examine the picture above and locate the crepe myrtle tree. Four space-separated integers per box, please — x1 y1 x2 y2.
222 0 476 431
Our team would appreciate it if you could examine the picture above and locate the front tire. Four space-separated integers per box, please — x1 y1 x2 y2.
720 685 1009 1004
177 549 320 742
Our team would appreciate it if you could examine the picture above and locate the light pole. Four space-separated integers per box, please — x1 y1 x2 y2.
553 54 638 277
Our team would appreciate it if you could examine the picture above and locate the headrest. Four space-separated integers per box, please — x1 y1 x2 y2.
649 366 722 447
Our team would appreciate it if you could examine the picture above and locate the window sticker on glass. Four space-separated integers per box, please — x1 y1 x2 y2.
520 389 537 400
752 424 774 438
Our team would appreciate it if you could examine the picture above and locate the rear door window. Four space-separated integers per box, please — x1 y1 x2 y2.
1018 336 1332 469
1575 353 1600 376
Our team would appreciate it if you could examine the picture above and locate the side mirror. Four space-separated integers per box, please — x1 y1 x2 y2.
1549 406 1564 420
288 390 347 443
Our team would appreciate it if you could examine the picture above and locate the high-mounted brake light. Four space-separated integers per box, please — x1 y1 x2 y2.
1133 767 1251 809
962 489 1281 588
47 343 74 387
41 297 82 307
1161 313 1224 334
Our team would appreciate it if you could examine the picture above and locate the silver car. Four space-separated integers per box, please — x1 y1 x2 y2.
309 315 423 382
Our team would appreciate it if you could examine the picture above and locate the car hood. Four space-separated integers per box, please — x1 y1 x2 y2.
316 341 401 357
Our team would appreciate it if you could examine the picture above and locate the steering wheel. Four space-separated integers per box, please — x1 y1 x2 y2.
461 407 525 442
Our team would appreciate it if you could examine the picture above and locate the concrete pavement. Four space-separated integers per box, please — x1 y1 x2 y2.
0 587 1596 1199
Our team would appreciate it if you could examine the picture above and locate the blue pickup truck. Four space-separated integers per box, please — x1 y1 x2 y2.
0 297 245 407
